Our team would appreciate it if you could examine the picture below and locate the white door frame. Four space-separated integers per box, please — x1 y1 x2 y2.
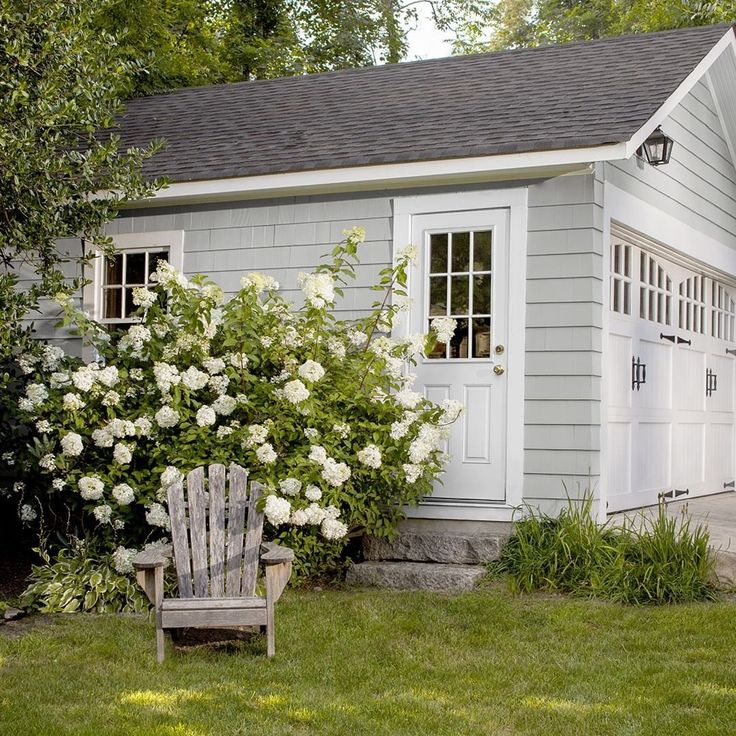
392 188 528 521
602 181 736 516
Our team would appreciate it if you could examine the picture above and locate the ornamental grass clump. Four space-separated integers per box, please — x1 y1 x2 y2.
12 228 462 583
491 496 717 604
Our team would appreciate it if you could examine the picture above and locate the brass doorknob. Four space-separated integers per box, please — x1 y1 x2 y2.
493 364 505 375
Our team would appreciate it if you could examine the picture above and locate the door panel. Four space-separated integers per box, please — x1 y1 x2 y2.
410 209 509 504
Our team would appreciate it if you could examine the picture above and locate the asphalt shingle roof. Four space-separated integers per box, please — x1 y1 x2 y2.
117 23 734 183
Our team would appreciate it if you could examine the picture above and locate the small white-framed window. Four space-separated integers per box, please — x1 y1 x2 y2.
85 230 184 328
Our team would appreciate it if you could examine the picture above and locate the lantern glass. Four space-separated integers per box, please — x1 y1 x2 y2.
641 128 673 166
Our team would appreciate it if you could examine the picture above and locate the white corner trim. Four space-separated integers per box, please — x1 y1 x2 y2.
604 183 736 279
136 147 622 207
391 187 528 514
626 28 736 158
82 230 184 322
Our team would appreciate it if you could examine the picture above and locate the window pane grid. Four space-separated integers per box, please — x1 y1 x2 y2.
102 248 168 323
427 229 492 359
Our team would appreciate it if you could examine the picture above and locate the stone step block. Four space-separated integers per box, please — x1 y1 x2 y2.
363 531 507 564
345 561 486 592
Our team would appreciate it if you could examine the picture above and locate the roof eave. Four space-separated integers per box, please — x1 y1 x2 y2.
127 141 629 208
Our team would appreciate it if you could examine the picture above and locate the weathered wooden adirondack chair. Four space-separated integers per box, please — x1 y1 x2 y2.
132 463 293 662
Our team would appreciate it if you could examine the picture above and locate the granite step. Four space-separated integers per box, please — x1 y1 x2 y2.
345 560 486 592
363 531 507 565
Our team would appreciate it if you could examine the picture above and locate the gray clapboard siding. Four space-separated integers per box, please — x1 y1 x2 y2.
605 80 736 249
523 170 603 512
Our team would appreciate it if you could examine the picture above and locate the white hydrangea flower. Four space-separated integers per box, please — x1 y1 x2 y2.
108 418 136 438
202 357 226 375
92 427 114 448
241 272 279 293
304 427 319 440
357 444 382 469
181 366 210 391
283 379 309 404
25 383 48 407
134 416 154 437
153 362 181 393
13 481 25 493
18 397 35 413
305 485 322 502
39 453 56 472
17 355 36 375
297 360 325 383
408 423 448 464
20 504 37 522
112 546 137 574
216 425 234 439
264 495 291 526
403 333 427 357
60 432 83 457
279 478 302 497
36 420 52 434
244 424 268 447
390 411 418 440
132 287 157 309
309 445 328 465
119 325 152 356
395 390 423 409
332 423 350 440
1 451 14 465
129 368 144 382
102 390 120 407
150 260 187 289
209 375 230 395
298 272 335 309
113 443 132 465
212 394 237 416
71 366 96 392
321 517 348 540
52 478 65 491
347 329 368 347
260 336 273 348
227 352 249 369
98 366 119 387
112 483 135 505
196 405 217 427
430 316 457 345
155 406 180 428
93 504 113 524
145 503 170 530
50 371 71 389
441 399 464 423
160 466 183 488
78 476 104 500
398 243 419 264
321 458 351 487
403 463 422 484
326 336 346 359
256 442 277 464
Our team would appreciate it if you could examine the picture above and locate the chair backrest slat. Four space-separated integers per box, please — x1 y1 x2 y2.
241 481 265 596
168 480 193 597
187 467 209 597
208 464 226 598
225 464 249 596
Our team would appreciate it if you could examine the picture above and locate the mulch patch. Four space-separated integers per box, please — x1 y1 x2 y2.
0 551 34 601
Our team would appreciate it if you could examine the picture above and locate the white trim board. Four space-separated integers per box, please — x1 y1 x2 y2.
392 188 528 521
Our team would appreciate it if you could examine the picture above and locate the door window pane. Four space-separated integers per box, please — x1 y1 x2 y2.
429 276 447 316
473 275 491 315
451 232 470 272
473 231 492 271
472 318 491 358
451 276 469 315
126 252 146 284
430 234 448 273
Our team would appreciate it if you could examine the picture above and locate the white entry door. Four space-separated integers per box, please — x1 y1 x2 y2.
607 231 736 512
408 209 509 504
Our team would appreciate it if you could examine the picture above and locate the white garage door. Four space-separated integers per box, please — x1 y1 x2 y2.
607 230 736 512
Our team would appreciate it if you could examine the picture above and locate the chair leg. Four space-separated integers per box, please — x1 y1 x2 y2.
266 598 275 658
156 625 166 663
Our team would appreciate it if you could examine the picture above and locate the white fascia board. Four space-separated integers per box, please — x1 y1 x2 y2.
130 143 626 208
626 28 736 157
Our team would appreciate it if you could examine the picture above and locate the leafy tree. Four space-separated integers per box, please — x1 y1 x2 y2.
453 0 736 52
0 0 163 356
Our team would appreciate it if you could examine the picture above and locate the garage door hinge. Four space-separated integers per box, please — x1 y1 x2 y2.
726 349 736 357
658 489 689 501
724 481 735 490
706 369 718 397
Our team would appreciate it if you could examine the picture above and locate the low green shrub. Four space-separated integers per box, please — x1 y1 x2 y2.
491 497 717 604
21 541 150 614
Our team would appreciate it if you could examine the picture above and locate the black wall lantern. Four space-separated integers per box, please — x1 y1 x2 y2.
637 127 674 166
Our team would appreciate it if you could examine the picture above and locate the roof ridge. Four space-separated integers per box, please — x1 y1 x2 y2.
125 22 734 104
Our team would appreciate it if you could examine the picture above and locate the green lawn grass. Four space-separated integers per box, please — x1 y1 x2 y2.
1 587 735 735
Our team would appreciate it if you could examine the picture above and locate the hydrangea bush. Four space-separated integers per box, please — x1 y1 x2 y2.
14 228 462 580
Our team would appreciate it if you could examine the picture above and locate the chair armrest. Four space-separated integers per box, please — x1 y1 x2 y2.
132 545 172 570
261 541 295 565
